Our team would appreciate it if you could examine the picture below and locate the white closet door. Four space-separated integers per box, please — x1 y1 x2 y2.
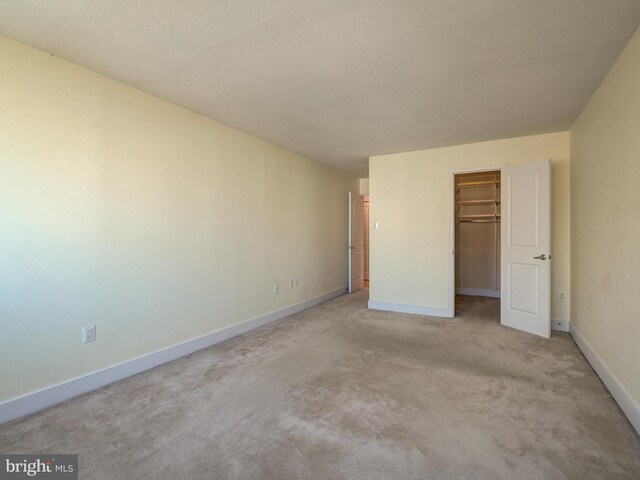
500 160 551 338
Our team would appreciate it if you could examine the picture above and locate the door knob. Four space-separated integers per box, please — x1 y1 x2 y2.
533 254 547 260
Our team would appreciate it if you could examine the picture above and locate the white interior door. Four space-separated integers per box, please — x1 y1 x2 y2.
500 160 551 338
348 192 364 293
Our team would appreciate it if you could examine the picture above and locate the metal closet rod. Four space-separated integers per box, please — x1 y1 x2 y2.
457 219 501 223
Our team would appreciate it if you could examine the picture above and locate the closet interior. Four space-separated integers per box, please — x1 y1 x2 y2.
455 170 501 302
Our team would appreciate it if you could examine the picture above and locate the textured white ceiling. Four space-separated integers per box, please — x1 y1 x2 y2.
2 1 639 176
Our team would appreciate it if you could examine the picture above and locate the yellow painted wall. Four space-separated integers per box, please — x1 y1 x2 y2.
369 132 570 321
570 27 640 406
0 36 357 402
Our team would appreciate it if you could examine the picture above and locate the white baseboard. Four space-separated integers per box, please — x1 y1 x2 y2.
456 288 500 298
570 323 640 435
0 287 347 425
368 300 452 318
551 319 570 332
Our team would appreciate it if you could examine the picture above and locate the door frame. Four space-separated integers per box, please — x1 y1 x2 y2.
448 165 507 317
348 191 365 293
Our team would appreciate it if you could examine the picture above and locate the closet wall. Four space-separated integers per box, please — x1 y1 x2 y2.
455 171 501 298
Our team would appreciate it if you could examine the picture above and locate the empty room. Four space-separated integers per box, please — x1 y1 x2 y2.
1 1 640 479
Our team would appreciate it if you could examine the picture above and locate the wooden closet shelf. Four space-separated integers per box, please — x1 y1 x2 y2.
456 180 500 187
456 199 500 205
458 214 501 220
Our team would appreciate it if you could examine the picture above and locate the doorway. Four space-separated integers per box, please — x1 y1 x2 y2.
348 192 364 293
450 160 551 338
363 195 369 288
454 170 501 315
348 192 369 293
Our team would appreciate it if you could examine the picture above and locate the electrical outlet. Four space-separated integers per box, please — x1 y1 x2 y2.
294 278 299 287
273 284 279 294
289 279 295 288
557 291 568 302
553 320 569 332
82 325 96 344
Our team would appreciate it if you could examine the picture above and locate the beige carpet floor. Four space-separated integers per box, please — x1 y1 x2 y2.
1 290 640 479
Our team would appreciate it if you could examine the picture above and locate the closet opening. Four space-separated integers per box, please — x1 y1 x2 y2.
454 170 501 317
363 195 369 288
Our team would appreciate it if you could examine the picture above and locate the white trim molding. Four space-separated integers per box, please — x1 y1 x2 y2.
368 300 452 318
570 323 640 435
551 319 570 332
0 287 347 425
